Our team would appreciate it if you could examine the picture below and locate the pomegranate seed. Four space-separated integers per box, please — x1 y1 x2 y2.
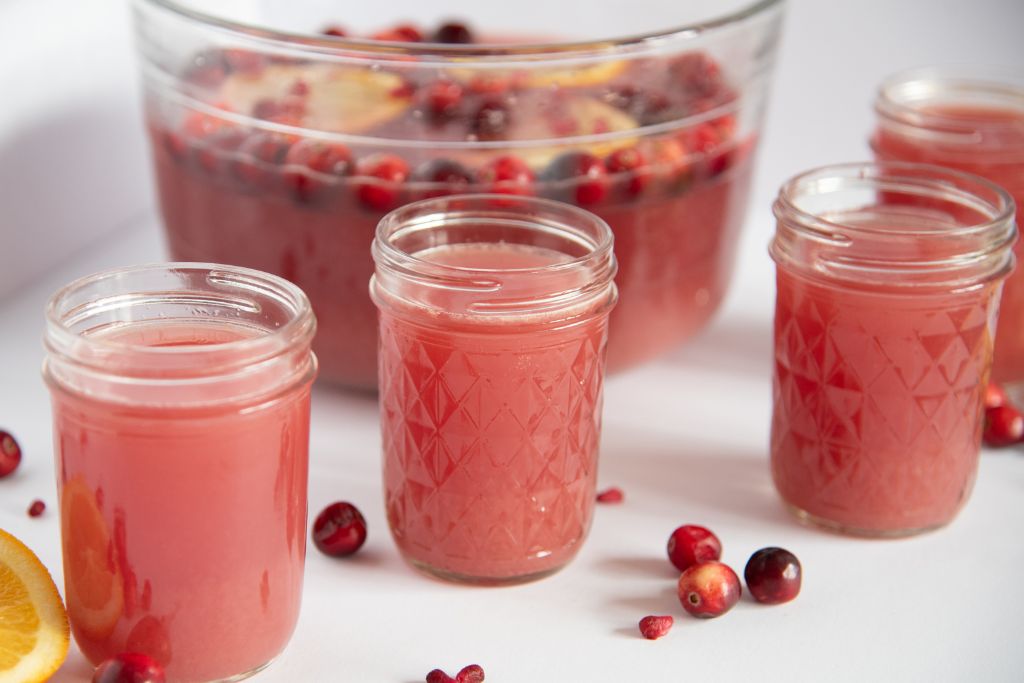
543 151 609 206
322 25 347 37
985 382 1008 410
355 154 410 211
744 547 801 605
596 486 624 504
412 159 477 199
0 430 21 478
470 99 512 141
677 561 741 618
234 133 293 189
667 524 721 572
479 155 534 195
283 139 353 202
27 499 45 517
456 664 485 683
92 653 166 683
426 670 456 683
638 615 674 640
312 502 368 557
984 404 1024 447
434 21 474 44
605 147 652 198
423 80 464 121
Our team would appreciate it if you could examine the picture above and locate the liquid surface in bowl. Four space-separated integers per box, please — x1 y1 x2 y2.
147 21 757 388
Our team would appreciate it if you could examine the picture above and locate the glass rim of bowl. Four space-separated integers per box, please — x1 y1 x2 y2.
134 0 784 60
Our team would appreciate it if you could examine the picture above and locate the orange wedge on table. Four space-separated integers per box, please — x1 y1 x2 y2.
0 527 70 683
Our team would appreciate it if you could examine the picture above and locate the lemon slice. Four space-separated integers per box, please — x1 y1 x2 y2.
220 64 411 134
0 528 70 683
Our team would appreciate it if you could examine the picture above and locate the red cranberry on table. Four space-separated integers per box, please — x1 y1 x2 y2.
984 404 1024 447
638 615 674 640
27 499 45 517
666 524 722 572
744 547 801 605
312 502 367 557
595 486 624 504
0 430 21 478
985 382 1008 410
456 664 485 683
426 671 455 683
542 151 609 206
322 25 347 37
92 652 166 683
677 561 741 618
354 154 410 211
433 21 475 44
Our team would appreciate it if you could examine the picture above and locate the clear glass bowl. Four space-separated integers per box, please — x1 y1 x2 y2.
132 0 785 389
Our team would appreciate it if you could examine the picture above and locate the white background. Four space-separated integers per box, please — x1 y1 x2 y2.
1 0 1023 681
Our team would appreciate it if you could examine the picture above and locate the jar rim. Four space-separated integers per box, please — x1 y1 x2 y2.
874 66 1024 144
134 0 783 62
45 262 316 379
371 194 617 320
771 161 1017 289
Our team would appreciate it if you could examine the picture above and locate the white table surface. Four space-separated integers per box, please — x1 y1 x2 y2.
2 1 1023 681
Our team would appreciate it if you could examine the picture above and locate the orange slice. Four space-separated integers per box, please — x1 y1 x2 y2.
220 63 411 134
61 477 124 641
0 528 70 683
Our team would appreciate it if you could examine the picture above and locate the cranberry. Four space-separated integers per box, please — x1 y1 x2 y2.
426 671 455 683
312 502 368 557
412 159 477 199
0 430 21 478
677 561 741 618
638 615 674 640
667 524 722 572
479 155 534 195
744 547 801 605
670 52 724 97
470 99 512 141
456 664 485 683
605 147 652 198
542 151 609 206
372 24 424 42
434 22 474 44
322 25 347 37
234 132 292 189
283 139 353 202
193 128 246 175
596 487 624 504
27 499 45 517
984 404 1024 447
985 382 1008 410
354 154 410 211
92 653 166 683
423 80 464 121
606 85 673 125
682 123 734 178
